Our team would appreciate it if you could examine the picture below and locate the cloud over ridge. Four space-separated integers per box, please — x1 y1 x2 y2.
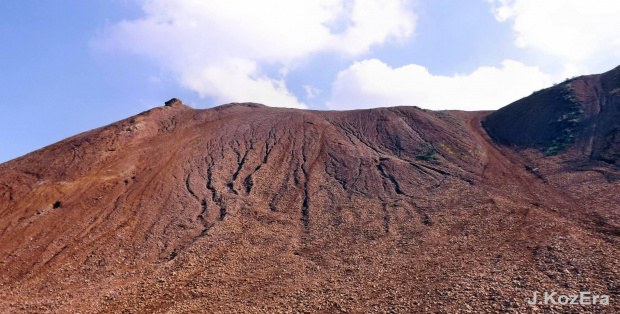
95 0 416 108
328 59 552 111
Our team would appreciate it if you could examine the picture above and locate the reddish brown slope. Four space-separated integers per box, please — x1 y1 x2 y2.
0 94 618 312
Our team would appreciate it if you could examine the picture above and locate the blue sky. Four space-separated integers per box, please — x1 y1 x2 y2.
1 0 619 163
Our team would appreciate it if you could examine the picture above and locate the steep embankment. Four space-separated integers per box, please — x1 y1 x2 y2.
484 65 620 163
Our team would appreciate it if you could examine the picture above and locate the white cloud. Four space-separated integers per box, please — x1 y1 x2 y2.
95 0 416 109
489 0 620 76
328 59 552 111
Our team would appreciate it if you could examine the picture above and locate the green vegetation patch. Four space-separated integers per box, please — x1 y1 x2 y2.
545 89 584 156
416 142 438 161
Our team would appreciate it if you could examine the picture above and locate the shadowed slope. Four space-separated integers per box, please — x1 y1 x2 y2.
484 65 620 163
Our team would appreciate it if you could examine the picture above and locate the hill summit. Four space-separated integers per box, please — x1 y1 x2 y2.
0 67 618 312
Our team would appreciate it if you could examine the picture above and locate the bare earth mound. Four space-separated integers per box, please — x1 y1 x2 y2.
0 68 619 312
